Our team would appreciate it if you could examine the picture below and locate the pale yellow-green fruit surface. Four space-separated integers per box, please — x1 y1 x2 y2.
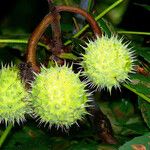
81 36 135 91
31 65 90 128
0 66 31 125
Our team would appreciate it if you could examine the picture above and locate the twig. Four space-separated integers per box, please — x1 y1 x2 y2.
56 6 102 37
26 13 54 72
0 39 48 49
118 31 150 35
0 124 13 148
88 101 117 144
47 0 63 55
26 5 102 72
64 0 124 45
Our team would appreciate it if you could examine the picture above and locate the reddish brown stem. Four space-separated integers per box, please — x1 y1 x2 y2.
88 101 117 144
56 6 102 37
26 13 54 72
26 5 102 72
51 11 63 55
47 1 63 55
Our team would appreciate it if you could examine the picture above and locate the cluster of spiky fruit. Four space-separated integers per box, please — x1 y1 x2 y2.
81 35 135 92
30 65 90 129
0 64 90 128
0 65 32 125
0 35 135 128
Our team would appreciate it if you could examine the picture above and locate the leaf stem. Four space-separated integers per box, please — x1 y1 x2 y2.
118 31 150 35
0 39 78 60
64 0 123 45
26 5 102 72
64 0 69 5
123 84 150 103
95 0 123 21
56 6 102 37
87 0 93 12
0 124 13 148
0 39 49 50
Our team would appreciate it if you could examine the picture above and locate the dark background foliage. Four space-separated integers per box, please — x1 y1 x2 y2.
0 0 150 32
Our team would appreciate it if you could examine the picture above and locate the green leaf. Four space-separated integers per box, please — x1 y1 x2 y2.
98 18 116 37
1 120 98 150
2 125 52 150
87 0 93 12
54 0 78 6
134 3 150 11
123 73 150 103
98 101 148 136
59 53 78 60
119 133 150 150
139 97 150 129
97 145 118 150
67 37 87 56
136 47 150 63
66 140 98 150
110 98 134 123
118 122 149 135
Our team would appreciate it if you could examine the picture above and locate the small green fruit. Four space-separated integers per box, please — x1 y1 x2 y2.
30 65 90 129
0 65 32 125
81 35 135 92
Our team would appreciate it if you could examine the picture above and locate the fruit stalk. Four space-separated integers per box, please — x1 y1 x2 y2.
26 5 102 72
0 124 13 148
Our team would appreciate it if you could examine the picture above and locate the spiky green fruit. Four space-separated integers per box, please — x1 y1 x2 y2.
81 36 135 91
30 65 90 129
0 65 32 125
